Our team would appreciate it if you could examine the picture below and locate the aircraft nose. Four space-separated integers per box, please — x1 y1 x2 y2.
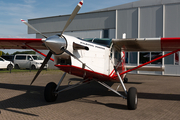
44 35 67 55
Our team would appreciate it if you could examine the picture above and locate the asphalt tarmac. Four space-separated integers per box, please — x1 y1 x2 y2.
0 70 180 120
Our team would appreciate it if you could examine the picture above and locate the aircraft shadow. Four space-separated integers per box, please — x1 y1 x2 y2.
0 81 179 116
125 82 143 84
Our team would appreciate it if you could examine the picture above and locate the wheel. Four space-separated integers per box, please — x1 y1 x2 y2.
44 82 58 102
31 65 36 70
15 64 20 69
7 64 13 70
124 77 128 83
127 87 138 110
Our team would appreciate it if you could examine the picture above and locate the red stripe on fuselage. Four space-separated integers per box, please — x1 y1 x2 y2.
55 65 119 82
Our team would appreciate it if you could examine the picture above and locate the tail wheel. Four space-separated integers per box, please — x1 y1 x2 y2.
44 82 58 102
127 87 138 110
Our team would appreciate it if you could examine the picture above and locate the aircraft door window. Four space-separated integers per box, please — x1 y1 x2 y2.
114 50 121 62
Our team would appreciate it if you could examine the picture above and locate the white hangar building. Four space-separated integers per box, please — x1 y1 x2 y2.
28 0 180 76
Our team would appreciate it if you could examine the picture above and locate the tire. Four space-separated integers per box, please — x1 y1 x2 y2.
127 87 138 110
15 64 20 69
124 77 128 83
44 82 58 102
7 64 13 70
31 65 36 70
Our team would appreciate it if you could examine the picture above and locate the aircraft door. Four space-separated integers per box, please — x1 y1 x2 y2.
113 50 126 75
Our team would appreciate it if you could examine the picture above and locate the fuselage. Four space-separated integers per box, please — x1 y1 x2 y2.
51 34 125 82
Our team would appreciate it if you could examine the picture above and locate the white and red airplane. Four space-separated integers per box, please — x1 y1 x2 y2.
0 0 180 110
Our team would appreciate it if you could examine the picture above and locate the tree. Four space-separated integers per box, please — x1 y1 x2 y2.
5 52 9 55
0 51 5 56
12 51 36 55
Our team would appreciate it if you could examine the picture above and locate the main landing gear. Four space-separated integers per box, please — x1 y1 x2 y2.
99 66 138 110
97 81 138 110
44 72 94 102
44 69 138 110
113 66 137 110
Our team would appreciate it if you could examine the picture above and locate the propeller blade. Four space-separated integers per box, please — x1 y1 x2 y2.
30 51 52 85
60 0 83 36
21 19 48 38
61 47 93 71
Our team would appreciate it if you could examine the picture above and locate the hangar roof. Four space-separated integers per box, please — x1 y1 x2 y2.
93 0 180 12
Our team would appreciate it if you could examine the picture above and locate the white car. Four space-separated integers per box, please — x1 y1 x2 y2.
0 57 14 70
14 54 48 70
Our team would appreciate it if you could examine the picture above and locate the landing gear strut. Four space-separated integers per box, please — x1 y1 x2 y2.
44 72 94 103
97 66 138 110
114 66 137 110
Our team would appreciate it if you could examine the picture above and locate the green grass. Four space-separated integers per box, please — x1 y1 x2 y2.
0 69 59 73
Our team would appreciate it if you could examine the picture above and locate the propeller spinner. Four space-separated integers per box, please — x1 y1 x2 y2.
43 35 67 55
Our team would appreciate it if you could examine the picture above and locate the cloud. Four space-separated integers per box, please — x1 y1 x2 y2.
24 0 36 4
0 3 33 17
0 1 41 38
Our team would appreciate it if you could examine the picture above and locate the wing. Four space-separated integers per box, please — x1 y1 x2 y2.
111 37 180 76
0 38 46 50
112 37 180 51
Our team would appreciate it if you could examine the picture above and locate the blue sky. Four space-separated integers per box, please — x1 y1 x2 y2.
0 0 138 53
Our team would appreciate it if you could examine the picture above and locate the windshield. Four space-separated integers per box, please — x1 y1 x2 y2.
32 55 43 60
79 38 112 47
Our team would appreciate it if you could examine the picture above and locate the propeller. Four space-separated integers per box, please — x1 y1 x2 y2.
60 0 83 37
21 0 84 85
30 51 52 85
21 19 48 38
61 47 93 71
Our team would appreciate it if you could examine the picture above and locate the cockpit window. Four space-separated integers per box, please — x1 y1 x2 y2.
78 38 112 47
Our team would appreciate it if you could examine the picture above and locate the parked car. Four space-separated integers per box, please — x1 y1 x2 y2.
0 57 14 70
14 54 48 69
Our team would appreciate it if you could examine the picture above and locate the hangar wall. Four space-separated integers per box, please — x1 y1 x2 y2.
115 1 180 76
28 11 116 36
